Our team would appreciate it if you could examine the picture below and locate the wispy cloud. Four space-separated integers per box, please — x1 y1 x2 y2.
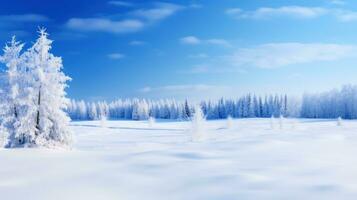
66 18 144 33
129 40 146 46
0 14 50 38
66 2 184 34
206 39 231 47
0 14 50 22
131 2 183 21
189 53 208 58
180 36 201 44
184 42 357 74
226 6 328 19
335 10 357 22
185 65 211 74
180 36 231 47
329 0 346 6
226 43 357 69
108 1 133 7
189 4 203 9
107 53 125 59
226 5 357 22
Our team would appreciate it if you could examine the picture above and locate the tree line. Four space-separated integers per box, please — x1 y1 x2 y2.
301 85 357 119
66 94 296 121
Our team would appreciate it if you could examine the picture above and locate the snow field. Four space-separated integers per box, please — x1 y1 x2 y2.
1 118 357 200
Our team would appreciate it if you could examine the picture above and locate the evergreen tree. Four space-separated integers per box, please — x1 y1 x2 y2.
24 28 72 147
184 99 191 119
1 29 72 147
0 36 28 146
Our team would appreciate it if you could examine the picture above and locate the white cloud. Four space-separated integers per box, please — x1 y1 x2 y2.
226 5 357 22
107 53 125 59
132 2 183 21
180 36 230 47
189 53 208 58
186 65 210 74
189 4 203 9
129 40 146 45
206 39 231 47
185 43 357 74
0 14 50 22
329 0 346 5
226 6 328 19
66 18 144 33
0 14 50 37
66 2 184 34
108 1 133 7
227 43 357 69
225 8 242 15
335 10 357 21
139 87 152 93
180 36 201 44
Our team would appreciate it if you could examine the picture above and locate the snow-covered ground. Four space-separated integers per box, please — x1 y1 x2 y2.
1 118 357 200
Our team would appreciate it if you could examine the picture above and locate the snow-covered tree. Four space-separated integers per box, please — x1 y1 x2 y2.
22 28 72 147
0 29 72 147
148 116 155 128
191 105 206 142
279 114 284 129
132 99 149 120
337 116 342 126
78 100 87 120
0 36 25 146
183 100 191 120
270 115 275 129
226 115 233 129
88 102 98 120
100 115 107 128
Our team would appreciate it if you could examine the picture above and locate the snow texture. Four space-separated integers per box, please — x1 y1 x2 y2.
1 118 357 200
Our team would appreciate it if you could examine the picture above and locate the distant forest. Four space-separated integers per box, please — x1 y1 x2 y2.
67 85 357 121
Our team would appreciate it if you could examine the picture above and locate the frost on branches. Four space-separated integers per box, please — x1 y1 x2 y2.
0 28 72 148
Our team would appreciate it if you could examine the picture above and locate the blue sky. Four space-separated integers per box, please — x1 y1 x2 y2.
1 0 357 101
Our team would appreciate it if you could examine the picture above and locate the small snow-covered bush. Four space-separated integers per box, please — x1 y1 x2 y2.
100 115 107 128
270 115 275 129
337 117 342 126
279 115 284 129
148 116 155 128
191 105 206 142
226 115 233 129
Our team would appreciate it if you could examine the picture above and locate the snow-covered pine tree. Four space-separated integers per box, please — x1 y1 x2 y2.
283 94 288 117
132 99 148 120
226 115 233 129
0 36 26 146
183 99 191 120
337 116 342 126
279 114 284 129
191 105 206 142
88 102 98 120
21 28 72 147
78 100 87 120
148 116 155 128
